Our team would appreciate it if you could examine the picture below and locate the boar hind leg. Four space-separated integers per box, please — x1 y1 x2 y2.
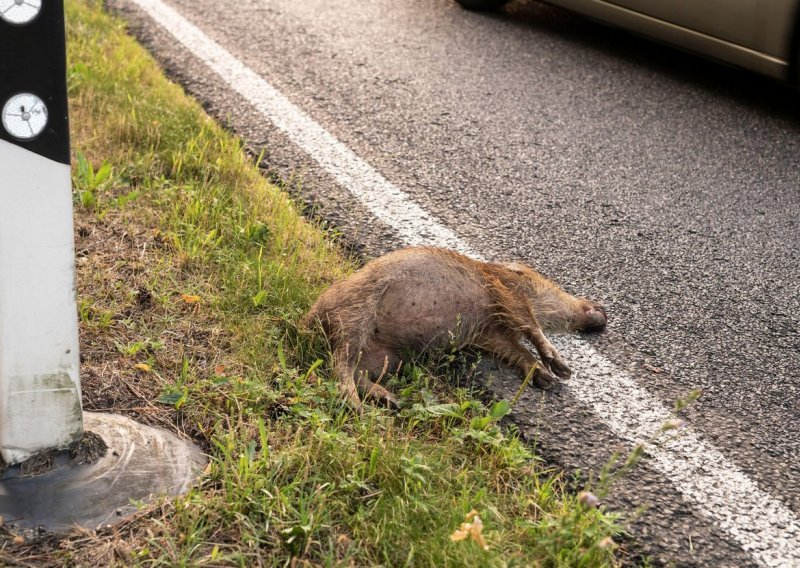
355 345 400 408
476 330 560 390
332 346 363 410
356 374 398 408
333 343 399 410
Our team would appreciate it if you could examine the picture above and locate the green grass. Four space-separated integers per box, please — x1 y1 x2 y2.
1 0 625 565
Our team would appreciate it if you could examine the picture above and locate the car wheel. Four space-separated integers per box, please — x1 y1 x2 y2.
455 0 511 11
794 14 800 86
794 41 800 89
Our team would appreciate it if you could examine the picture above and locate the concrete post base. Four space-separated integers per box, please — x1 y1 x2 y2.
0 412 206 532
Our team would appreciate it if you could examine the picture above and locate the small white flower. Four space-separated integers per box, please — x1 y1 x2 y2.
662 418 686 432
578 491 601 508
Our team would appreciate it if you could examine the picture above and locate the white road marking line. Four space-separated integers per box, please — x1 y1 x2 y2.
126 1 800 564
557 340 800 567
137 2 476 257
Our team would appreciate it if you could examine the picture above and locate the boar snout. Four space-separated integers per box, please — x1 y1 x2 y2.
579 301 607 332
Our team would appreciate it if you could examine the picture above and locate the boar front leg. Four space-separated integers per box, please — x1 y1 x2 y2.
523 326 571 380
475 329 561 390
491 288 572 381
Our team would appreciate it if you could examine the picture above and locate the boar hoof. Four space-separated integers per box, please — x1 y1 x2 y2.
533 365 560 391
544 355 572 380
369 390 400 410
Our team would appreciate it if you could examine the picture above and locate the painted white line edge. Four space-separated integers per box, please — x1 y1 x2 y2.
126 1 800 565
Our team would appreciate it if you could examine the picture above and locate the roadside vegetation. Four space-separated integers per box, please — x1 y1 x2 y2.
1 0 624 565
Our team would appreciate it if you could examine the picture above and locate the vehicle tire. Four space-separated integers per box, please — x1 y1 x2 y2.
455 0 511 11
794 11 800 86
793 40 800 85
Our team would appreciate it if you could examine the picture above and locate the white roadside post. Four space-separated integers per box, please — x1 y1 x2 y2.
0 0 84 464
0 0 205 533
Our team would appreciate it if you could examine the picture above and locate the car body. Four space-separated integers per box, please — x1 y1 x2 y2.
457 0 800 83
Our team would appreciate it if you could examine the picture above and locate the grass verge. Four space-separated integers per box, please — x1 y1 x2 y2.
1 0 624 565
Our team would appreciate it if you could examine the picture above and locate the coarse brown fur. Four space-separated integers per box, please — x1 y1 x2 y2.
304 247 607 409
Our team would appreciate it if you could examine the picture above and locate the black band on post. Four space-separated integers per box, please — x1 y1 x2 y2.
0 0 70 165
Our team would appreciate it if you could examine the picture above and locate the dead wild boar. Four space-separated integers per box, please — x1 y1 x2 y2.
304 247 606 409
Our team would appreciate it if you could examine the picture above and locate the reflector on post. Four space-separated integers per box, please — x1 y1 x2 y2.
0 0 83 464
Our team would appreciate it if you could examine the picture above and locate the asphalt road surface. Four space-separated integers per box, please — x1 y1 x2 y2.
108 0 800 565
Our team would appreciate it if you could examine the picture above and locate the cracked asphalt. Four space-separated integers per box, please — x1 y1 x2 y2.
108 0 800 565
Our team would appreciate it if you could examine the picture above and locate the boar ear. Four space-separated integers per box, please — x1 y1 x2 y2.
502 262 526 276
